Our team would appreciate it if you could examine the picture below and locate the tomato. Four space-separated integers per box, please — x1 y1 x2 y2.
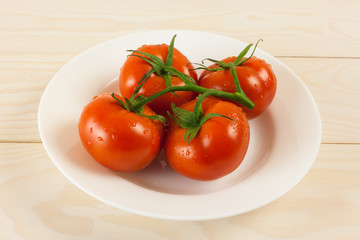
119 43 198 116
199 56 277 119
164 97 250 181
78 93 164 172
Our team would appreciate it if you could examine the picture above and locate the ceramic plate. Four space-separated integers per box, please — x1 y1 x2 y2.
38 30 322 220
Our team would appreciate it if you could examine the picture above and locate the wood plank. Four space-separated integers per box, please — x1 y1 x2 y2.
220 144 360 239
0 143 359 239
1 57 358 143
0 60 61 143
279 57 360 144
0 0 359 58
1 1 359 239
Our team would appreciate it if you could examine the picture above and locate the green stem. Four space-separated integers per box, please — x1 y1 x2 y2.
133 84 254 112
227 62 256 108
228 62 242 93
120 35 257 119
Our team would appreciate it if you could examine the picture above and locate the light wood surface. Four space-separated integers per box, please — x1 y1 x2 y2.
1 0 359 239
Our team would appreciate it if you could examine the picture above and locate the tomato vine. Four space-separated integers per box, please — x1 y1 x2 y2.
112 35 257 127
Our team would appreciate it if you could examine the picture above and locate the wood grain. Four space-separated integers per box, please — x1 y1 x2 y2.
1 0 360 239
1 143 359 239
280 57 360 144
0 0 359 57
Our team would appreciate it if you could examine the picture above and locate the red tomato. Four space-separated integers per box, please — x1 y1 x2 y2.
119 44 198 116
164 97 250 181
78 93 164 172
199 56 277 119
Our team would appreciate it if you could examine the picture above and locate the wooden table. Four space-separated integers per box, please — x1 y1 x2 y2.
1 0 359 239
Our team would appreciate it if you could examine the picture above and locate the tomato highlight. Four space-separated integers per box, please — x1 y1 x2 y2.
164 97 250 181
78 93 164 172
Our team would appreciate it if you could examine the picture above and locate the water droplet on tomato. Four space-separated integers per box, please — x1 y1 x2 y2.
131 121 137 127
185 150 190 156
144 130 149 134
97 137 103 141
87 141 91 145
89 127 93 133
111 134 115 140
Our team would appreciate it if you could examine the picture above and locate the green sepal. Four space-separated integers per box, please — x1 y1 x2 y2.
111 93 129 111
182 125 201 143
190 62 224 72
127 35 198 89
169 99 234 144
131 68 156 100
233 43 253 66
124 97 134 109
233 39 263 66
185 113 233 144
199 112 234 126
127 54 163 75
164 35 176 67
127 50 164 67
167 107 201 144
202 58 229 68
165 67 197 85
132 95 146 113
192 90 216 123
139 113 167 124
112 93 166 123
169 103 195 128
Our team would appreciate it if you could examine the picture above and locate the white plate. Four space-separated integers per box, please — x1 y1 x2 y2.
38 30 322 221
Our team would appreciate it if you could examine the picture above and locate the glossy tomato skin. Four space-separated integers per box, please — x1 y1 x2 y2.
164 97 250 181
78 93 164 172
119 44 198 116
199 56 277 119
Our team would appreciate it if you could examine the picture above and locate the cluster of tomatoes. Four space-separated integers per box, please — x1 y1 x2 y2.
78 36 277 181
